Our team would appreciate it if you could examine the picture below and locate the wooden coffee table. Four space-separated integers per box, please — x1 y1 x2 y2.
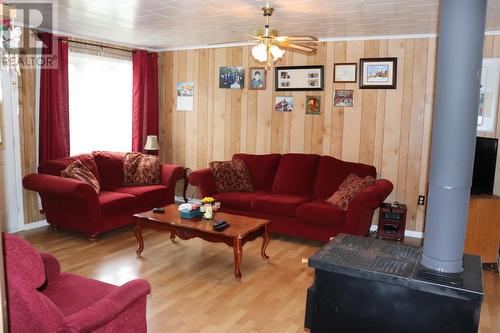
133 204 271 281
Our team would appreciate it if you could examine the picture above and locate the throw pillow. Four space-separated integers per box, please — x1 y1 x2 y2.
327 173 375 210
209 159 253 193
123 152 161 186
61 160 100 194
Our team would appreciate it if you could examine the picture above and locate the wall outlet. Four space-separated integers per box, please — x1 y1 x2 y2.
418 195 425 206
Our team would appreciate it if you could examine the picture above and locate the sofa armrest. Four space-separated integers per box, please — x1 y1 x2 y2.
62 279 151 332
39 252 61 283
23 173 98 202
160 164 185 203
188 168 217 197
343 179 393 236
160 164 184 188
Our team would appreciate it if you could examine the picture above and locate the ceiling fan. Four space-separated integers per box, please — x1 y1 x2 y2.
238 3 319 68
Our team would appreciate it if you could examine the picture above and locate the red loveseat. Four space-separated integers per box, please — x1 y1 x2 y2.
3 233 151 332
189 153 393 242
23 151 184 240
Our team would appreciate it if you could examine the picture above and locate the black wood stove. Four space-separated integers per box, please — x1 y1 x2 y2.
305 234 483 333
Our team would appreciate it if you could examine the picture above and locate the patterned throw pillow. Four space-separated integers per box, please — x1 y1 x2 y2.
123 152 161 186
209 159 253 193
326 173 375 210
61 160 100 194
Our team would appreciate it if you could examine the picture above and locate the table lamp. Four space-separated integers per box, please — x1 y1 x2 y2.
144 135 160 154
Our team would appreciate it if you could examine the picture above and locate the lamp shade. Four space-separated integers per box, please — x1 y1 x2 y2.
270 45 285 61
144 135 160 150
251 43 268 62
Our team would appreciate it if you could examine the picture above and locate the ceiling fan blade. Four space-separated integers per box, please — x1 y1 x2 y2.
232 31 261 40
208 40 257 46
275 36 319 43
284 43 317 53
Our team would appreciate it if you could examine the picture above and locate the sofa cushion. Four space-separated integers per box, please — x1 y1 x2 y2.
209 160 253 192
327 174 376 210
272 153 320 196
41 272 115 317
213 191 268 211
61 160 100 194
113 185 168 207
123 153 161 186
92 151 125 190
38 154 101 185
251 194 311 218
98 191 137 215
313 155 376 199
296 200 346 227
232 154 281 191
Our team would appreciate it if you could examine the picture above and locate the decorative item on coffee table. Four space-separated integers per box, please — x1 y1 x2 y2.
377 202 407 241
201 196 215 219
178 203 202 219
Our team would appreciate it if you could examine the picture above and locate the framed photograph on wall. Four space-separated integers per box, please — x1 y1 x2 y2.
306 96 321 115
275 65 324 91
334 90 354 107
334 63 357 83
275 96 294 112
219 66 245 89
249 67 266 90
359 58 397 89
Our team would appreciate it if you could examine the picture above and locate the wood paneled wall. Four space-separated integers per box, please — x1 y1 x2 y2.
158 38 438 233
19 29 44 224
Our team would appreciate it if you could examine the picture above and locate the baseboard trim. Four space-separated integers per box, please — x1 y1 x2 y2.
370 225 424 239
21 219 49 231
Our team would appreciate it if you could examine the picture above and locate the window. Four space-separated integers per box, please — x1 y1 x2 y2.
68 52 132 155
478 58 500 133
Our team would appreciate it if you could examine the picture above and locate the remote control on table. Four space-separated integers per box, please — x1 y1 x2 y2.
213 220 226 227
213 221 230 231
153 207 165 214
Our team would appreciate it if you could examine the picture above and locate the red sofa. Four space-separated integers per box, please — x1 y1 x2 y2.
189 153 393 242
4 233 151 332
23 151 184 240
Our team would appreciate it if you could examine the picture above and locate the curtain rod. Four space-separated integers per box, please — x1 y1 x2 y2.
67 39 133 53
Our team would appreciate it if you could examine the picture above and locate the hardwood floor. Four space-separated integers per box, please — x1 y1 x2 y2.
18 226 500 333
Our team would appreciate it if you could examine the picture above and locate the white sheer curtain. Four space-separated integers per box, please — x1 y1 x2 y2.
68 51 132 155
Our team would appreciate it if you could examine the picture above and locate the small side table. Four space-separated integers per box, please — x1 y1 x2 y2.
377 202 407 242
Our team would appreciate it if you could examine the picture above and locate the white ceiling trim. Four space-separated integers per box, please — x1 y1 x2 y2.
160 30 500 52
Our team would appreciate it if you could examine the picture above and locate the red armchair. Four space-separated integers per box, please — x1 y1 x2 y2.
3 233 151 332
23 152 184 240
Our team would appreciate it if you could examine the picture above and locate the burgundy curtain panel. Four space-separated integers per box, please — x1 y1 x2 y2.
39 32 70 164
132 50 159 152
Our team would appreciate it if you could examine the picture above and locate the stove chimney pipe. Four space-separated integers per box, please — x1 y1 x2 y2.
422 0 487 273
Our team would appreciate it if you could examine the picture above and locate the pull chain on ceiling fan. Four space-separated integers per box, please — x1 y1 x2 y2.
244 2 319 68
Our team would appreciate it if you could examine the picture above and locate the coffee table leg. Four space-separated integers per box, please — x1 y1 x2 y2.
261 225 270 259
135 221 144 255
170 231 176 242
233 238 243 281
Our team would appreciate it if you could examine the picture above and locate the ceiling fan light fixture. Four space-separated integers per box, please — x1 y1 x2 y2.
270 44 285 61
252 43 268 62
